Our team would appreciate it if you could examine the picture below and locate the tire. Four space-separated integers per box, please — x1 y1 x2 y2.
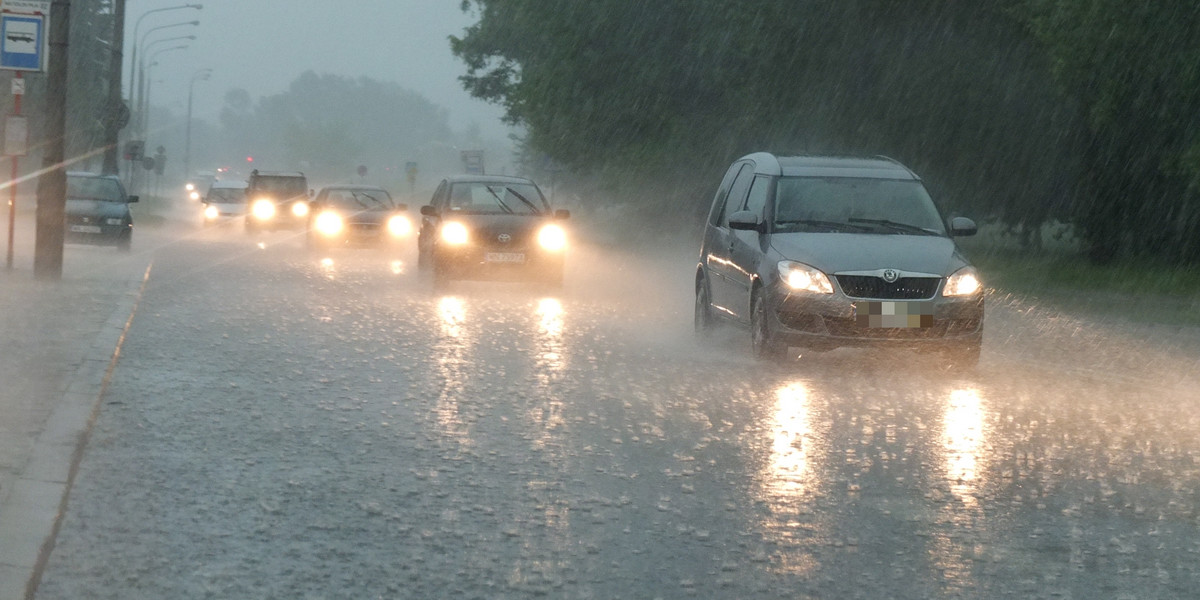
694 275 715 337
751 290 786 360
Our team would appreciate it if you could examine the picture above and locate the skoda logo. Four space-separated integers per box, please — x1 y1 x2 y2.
497 233 511 243
882 269 900 283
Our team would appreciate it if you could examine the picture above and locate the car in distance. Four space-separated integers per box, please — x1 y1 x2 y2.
65 171 137 251
201 180 248 226
306 185 411 249
694 153 983 368
244 170 311 232
418 175 569 287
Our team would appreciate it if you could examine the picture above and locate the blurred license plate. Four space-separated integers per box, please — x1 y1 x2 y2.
854 301 933 328
70 225 102 234
485 252 525 263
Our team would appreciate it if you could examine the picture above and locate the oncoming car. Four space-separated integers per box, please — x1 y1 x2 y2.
244 170 310 232
418 175 569 287
201 181 248 226
306 185 410 249
65 171 138 251
694 153 984 368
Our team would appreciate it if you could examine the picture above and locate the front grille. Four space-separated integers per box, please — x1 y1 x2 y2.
836 275 940 300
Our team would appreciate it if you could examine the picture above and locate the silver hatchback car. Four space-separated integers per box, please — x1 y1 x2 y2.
694 153 984 367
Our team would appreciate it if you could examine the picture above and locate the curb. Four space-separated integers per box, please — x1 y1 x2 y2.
0 262 153 600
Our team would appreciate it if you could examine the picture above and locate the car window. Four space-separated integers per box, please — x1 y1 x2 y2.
720 165 756 227
774 177 948 234
745 175 772 221
206 188 246 203
708 162 746 226
323 189 394 210
446 182 548 214
67 176 125 202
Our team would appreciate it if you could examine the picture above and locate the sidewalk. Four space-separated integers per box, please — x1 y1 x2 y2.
0 208 152 600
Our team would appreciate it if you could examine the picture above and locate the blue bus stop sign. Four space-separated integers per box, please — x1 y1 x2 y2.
1 13 45 71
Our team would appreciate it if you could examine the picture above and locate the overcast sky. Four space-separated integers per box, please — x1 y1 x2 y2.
128 0 509 139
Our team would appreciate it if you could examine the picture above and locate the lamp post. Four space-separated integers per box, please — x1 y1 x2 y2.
141 45 189 137
128 4 202 99
134 20 199 136
185 68 212 181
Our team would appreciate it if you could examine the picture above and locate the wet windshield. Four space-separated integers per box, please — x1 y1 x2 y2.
773 177 947 235
322 188 394 210
205 188 246 204
66 176 125 202
447 183 547 214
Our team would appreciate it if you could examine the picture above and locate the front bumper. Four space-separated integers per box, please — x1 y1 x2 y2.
434 244 564 281
768 282 983 350
65 221 130 245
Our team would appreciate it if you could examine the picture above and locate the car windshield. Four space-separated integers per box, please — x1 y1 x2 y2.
206 188 246 203
447 182 547 214
66 176 125 202
251 176 306 198
773 177 946 235
322 189 394 210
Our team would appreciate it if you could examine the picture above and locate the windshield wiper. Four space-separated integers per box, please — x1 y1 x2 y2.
774 219 872 232
506 188 543 214
349 192 383 209
485 187 514 213
848 218 940 236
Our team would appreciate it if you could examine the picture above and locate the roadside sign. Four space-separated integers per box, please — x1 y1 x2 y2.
9 75 22 94
4 113 25 155
0 1 49 72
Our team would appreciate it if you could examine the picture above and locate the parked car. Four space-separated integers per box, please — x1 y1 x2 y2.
306 185 410 249
418 175 569 287
244 170 310 232
694 153 983 367
201 180 248 226
65 171 137 251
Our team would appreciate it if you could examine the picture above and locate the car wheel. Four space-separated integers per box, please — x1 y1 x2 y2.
751 290 786 360
694 275 715 337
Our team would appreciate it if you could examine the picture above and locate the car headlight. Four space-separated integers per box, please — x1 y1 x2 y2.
251 198 276 220
203 205 219 220
778 261 833 294
387 214 411 237
292 201 310 217
314 211 344 236
106 218 124 225
441 221 469 245
943 266 982 296
537 223 567 252
185 183 195 192
189 191 201 201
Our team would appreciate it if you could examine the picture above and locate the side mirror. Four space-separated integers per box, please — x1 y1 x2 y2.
949 216 977 237
127 195 139 203
727 210 762 232
554 209 570 220
419 205 438 217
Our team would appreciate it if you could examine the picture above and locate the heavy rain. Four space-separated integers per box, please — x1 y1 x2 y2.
1 1 1198 599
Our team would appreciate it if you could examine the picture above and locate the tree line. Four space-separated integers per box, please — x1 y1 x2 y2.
452 0 1200 264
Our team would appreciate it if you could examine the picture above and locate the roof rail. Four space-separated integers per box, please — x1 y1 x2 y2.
873 155 918 178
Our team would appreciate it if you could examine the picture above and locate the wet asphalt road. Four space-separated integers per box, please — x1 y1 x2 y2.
34 222 1200 599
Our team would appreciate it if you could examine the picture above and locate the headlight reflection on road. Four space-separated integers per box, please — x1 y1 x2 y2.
438 296 466 339
943 388 987 507
768 382 816 500
534 297 566 372
389 260 404 275
433 295 472 445
319 257 336 280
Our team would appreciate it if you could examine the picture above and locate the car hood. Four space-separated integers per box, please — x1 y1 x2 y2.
449 213 547 238
769 232 969 276
66 199 130 219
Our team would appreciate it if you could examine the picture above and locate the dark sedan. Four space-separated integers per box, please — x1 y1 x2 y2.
65 172 137 251
417 175 569 287
305 185 411 249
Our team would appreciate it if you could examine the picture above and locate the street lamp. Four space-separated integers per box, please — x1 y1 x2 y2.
134 20 199 136
128 3 202 99
185 68 212 181
141 45 189 139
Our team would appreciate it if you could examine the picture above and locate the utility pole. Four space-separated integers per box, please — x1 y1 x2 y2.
34 0 70 280
101 0 126 176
